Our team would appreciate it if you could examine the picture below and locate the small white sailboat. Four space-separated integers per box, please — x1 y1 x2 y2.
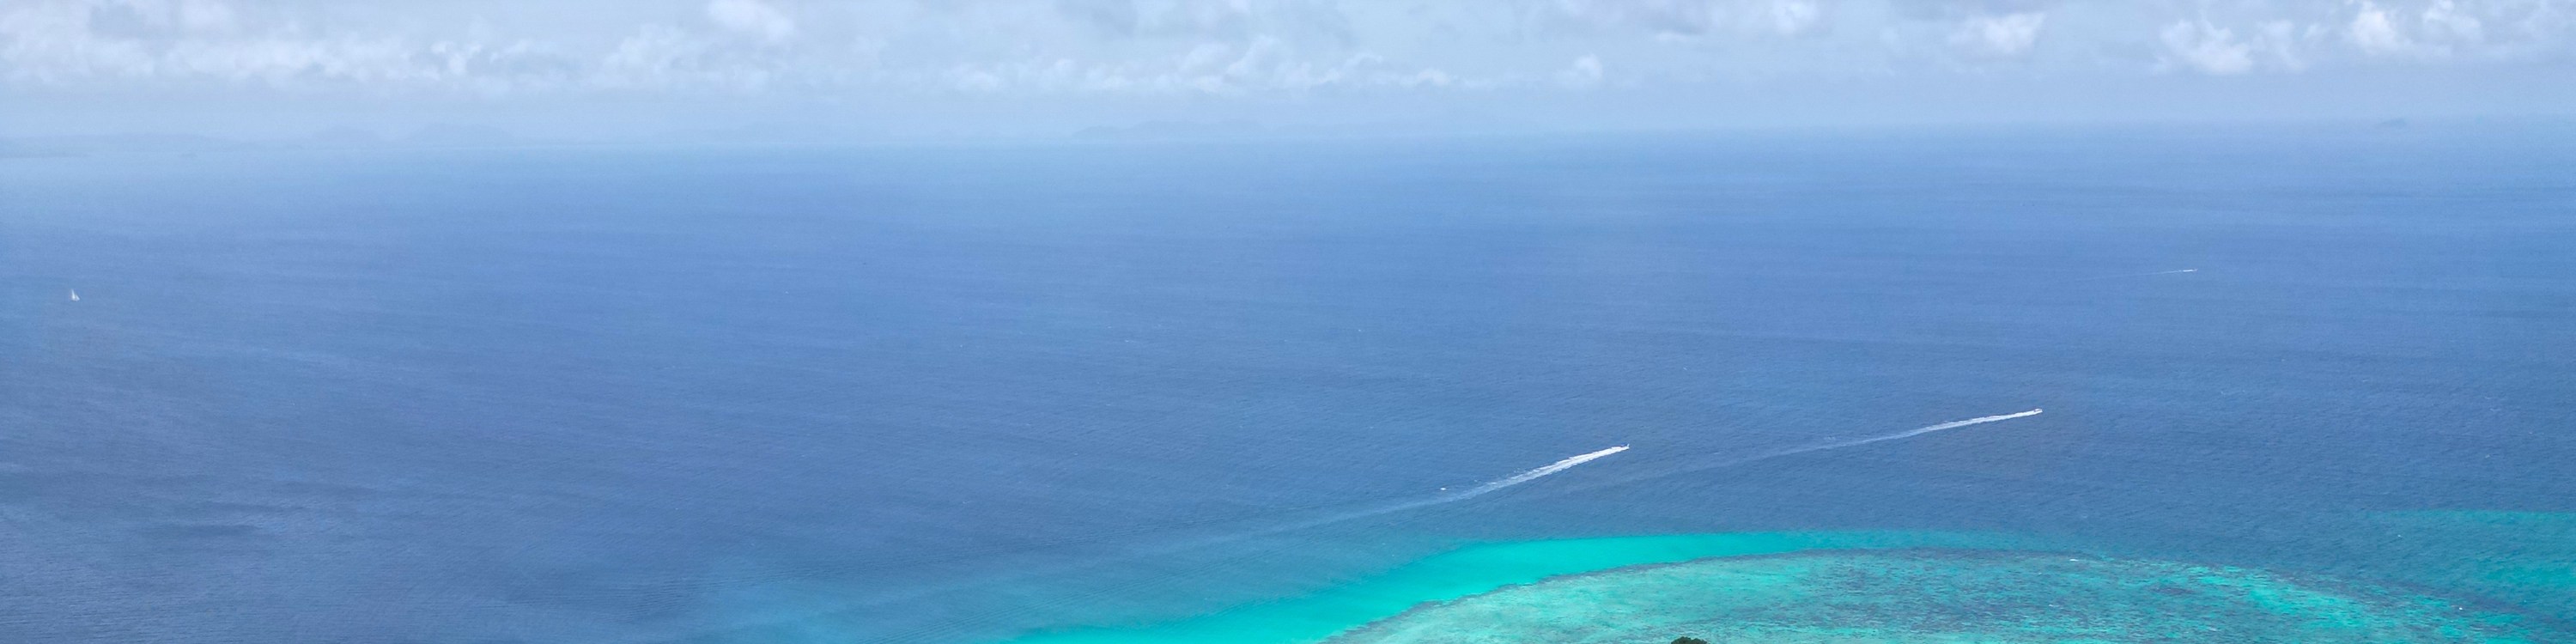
68 289 79 301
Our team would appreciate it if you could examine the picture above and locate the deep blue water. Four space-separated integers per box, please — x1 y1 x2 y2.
4 127 2573 643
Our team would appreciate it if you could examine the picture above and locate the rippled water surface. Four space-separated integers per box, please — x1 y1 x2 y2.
3 128 2572 643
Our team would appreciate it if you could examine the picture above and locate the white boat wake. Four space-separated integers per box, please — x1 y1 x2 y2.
1449 445 1629 500
1133 409 2040 554
1535 408 2044 497
1801 408 2042 452
1255 444 1631 534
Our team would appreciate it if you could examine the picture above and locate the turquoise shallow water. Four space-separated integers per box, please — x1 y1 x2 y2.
996 513 2576 644
1001 532 2038 644
1327 550 2571 644
2346 512 2576 618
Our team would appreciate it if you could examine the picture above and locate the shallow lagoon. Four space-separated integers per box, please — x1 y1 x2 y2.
1003 532 2029 644
1002 512 2576 644
1329 550 2567 644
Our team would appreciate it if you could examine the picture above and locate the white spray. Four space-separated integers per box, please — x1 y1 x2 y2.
1447 445 1629 500
1534 409 2045 498
1799 409 2041 452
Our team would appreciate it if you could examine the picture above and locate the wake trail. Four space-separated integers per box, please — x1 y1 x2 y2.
1534 409 2044 498
1811 408 2043 451
1177 444 1631 545
1453 445 1630 499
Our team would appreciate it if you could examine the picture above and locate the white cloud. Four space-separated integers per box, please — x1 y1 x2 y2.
706 0 793 44
2155 12 2337 76
1950 12 2045 58
2342 0 2510 58
1540 0 1835 39
2257 20 2318 72
2421 0 2485 42
176 0 239 33
1767 0 1821 36
0 0 2571 100
914 39 1466 95
2160 21 2256 75
1557 53 1604 87
594 22 788 91
2349 2 2429 56
0 0 582 90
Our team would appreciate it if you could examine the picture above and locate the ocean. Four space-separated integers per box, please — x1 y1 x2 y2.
4 125 2573 643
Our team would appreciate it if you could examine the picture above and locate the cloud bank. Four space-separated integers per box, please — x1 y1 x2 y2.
3 0 2571 136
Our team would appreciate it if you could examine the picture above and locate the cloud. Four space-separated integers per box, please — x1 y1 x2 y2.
2 0 2573 100
1537 0 1834 38
1054 0 1140 37
1557 53 1604 87
912 37 1464 95
0 0 579 91
2157 14 2332 76
2160 21 2257 75
1766 0 1822 36
2421 0 2486 42
707 0 794 44
1949 11 2045 58
2348 2 2429 56
2346 0 2508 58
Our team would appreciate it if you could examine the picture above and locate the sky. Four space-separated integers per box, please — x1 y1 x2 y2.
2 0 2573 140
